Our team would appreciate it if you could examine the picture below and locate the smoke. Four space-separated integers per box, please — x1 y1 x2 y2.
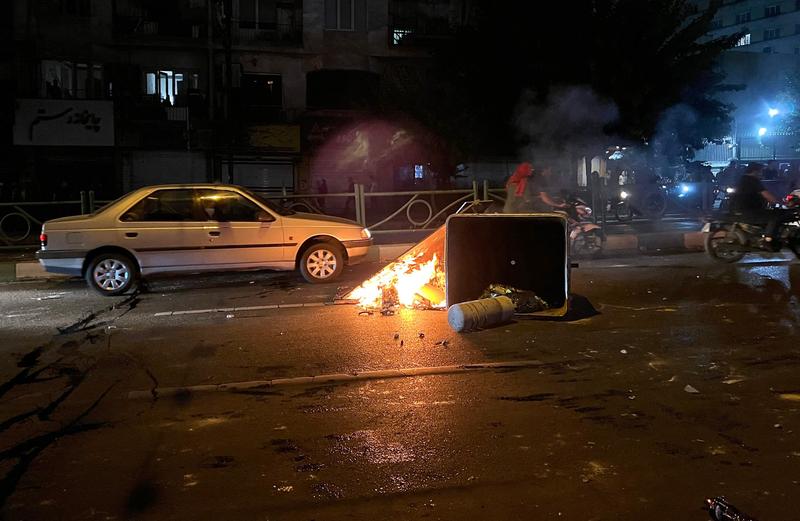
651 103 699 170
513 86 621 164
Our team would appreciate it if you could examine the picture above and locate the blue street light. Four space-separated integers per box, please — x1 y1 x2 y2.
758 127 768 137
768 108 780 118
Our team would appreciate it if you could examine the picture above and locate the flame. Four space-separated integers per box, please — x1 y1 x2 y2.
346 225 447 310
348 252 445 310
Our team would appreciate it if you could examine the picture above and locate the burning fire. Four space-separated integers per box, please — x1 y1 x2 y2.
346 226 446 310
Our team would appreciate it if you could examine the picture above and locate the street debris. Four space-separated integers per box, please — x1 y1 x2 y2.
418 332 425 339
447 296 515 332
706 496 758 521
620 349 628 354
684 384 700 394
400 340 404 347
722 377 746 385
778 393 800 402
358 310 374 316
226 314 235 319
35 294 64 301
481 283 549 313
393 333 400 340
275 485 294 493
434 339 449 347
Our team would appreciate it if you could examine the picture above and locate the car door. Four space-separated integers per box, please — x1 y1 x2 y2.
194 188 285 267
117 188 220 272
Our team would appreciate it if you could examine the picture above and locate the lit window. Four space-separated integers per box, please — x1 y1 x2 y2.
393 28 412 45
414 164 424 179
736 33 751 46
144 70 200 105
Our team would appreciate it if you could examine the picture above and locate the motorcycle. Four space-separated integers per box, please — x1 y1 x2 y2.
565 195 605 257
703 189 800 262
609 185 668 222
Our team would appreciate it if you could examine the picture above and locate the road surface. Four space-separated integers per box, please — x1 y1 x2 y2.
0 252 798 520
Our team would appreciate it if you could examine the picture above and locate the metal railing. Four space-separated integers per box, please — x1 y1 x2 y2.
0 191 111 249
257 181 489 233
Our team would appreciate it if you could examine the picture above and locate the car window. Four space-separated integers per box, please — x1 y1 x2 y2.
196 189 273 222
121 189 201 222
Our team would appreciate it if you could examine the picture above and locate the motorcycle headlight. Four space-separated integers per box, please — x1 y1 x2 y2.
361 228 372 239
726 187 735 194
620 191 629 200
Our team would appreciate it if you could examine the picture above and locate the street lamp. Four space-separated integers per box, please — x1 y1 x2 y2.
768 108 780 118
758 127 767 137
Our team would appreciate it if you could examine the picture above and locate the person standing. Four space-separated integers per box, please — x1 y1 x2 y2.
316 179 328 212
343 176 356 216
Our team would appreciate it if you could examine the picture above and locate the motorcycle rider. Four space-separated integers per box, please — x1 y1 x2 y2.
731 162 784 250
504 162 565 213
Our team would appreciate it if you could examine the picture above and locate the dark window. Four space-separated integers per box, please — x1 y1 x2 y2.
763 46 773 53
62 0 91 16
710 18 722 29
796 24 800 34
239 0 278 29
306 70 379 109
764 27 780 39
196 190 270 222
765 4 781 17
735 11 751 24
325 0 354 30
241 74 282 107
121 190 201 222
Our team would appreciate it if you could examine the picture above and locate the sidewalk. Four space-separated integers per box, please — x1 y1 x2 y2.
0 225 705 283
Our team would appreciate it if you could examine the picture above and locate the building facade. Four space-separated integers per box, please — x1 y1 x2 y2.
7 0 470 202
693 0 800 163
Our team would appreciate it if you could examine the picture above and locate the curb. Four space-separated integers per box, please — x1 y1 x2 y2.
0 233 704 283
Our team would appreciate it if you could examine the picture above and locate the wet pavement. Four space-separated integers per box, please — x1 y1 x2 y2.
0 252 799 520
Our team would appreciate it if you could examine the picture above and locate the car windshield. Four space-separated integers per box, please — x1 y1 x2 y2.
242 189 296 216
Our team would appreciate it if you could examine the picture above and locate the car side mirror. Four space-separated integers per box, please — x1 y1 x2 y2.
257 210 274 222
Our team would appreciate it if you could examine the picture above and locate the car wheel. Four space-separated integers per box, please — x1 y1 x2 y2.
85 252 139 296
300 243 344 283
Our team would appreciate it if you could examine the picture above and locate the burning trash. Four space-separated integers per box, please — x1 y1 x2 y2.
481 284 550 313
346 226 446 311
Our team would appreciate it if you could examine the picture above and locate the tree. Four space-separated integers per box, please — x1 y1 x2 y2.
383 0 741 162
778 71 800 151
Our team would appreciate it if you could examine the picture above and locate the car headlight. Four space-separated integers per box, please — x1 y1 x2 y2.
361 228 372 239
620 191 629 200
681 184 691 193
726 187 735 194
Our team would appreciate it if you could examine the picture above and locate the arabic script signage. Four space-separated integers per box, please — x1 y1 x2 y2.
13 99 114 146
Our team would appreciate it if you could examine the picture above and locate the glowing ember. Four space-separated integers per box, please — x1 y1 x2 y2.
347 226 446 310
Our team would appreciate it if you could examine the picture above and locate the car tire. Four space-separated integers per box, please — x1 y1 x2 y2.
299 242 344 284
85 252 139 296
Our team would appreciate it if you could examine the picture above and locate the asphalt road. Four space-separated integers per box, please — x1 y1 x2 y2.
1 252 799 520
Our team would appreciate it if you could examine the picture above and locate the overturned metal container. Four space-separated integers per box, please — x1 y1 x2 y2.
444 213 570 317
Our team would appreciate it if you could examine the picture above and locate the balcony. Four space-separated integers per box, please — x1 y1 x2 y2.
235 22 302 46
113 14 208 41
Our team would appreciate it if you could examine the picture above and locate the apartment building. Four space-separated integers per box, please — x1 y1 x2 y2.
7 0 468 201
